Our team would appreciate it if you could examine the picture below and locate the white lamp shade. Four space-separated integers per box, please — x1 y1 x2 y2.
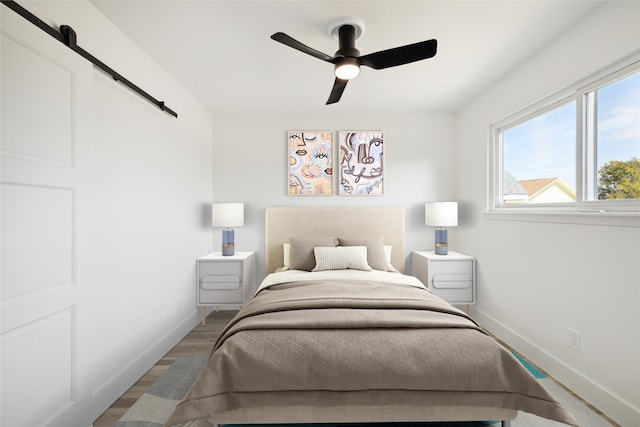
212 203 244 227
425 202 458 227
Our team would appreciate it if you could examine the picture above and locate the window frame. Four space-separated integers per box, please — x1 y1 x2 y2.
488 54 640 225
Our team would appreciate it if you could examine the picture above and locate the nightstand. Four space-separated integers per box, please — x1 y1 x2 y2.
412 250 475 313
196 251 255 325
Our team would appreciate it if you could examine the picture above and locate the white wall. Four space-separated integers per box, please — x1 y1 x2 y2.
454 2 640 426
211 112 455 281
1 1 212 425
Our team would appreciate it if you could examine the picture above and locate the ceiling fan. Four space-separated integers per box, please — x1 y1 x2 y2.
271 16 437 105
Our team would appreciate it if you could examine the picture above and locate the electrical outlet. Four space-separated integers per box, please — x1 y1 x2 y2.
568 328 581 352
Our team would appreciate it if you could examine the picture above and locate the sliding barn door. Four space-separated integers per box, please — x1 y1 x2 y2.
1 8 93 426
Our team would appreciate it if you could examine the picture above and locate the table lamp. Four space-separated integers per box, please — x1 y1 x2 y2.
212 203 244 256
425 202 458 255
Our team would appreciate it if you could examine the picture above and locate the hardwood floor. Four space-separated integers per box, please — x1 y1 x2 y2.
93 310 237 426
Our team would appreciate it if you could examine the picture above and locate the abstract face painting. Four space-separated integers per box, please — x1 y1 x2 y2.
288 131 333 195
338 131 384 196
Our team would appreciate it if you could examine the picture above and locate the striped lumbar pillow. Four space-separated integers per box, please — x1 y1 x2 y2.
312 246 372 271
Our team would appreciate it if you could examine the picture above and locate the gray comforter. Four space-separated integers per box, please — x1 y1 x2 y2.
167 279 578 426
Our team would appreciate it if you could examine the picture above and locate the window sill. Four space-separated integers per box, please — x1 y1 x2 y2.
483 209 640 227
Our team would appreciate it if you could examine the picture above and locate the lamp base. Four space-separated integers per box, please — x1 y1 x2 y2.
434 228 448 255
435 244 448 255
222 229 235 256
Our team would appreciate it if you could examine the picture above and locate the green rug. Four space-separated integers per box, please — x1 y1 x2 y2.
511 352 545 379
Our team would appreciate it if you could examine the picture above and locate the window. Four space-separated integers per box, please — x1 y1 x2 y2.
490 58 640 214
502 101 577 204
593 72 640 200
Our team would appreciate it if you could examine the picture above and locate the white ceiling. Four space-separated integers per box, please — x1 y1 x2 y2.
89 0 604 113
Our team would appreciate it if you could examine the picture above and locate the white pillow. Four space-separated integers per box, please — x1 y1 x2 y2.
283 243 290 270
313 246 372 272
384 245 396 271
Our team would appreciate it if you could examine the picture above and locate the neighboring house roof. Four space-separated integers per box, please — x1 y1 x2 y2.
503 170 529 203
518 177 559 196
518 177 576 203
504 171 528 195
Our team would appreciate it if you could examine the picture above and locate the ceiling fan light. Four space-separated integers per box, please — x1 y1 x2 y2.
335 60 360 80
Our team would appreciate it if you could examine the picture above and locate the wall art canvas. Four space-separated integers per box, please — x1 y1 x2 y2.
288 131 333 195
338 131 384 196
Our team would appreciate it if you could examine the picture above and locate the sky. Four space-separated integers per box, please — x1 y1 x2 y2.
503 70 640 192
597 72 640 168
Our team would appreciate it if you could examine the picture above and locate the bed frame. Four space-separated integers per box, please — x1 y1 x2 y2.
211 206 515 427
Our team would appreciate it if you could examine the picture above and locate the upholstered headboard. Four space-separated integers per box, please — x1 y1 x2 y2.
265 206 405 274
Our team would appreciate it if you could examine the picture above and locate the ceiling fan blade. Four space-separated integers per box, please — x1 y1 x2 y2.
326 78 348 105
359 39 437 70
271 32 335 62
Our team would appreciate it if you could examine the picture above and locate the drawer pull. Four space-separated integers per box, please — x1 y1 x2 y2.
432 274 471 289
201 275 240 290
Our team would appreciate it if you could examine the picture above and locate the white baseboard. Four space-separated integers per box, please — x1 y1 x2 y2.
472 307 639 427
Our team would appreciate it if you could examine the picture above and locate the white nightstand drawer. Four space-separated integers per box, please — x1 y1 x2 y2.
433 286 473 303
430 260 472 276
201 275 240 290
430 259 473 303
199 278 243 304
198 261 243 280
433 273 472 289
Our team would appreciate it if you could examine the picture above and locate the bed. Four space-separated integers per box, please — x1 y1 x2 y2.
167 206 577 427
